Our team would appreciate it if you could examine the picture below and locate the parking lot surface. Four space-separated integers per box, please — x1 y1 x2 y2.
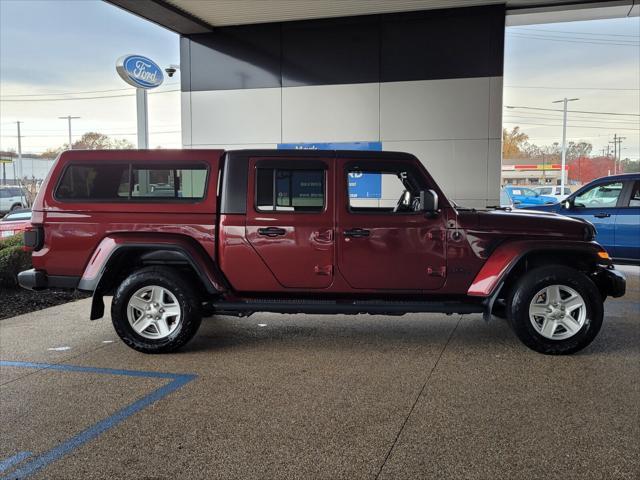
1 266 638 480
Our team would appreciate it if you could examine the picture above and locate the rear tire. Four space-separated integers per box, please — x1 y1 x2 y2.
111 266 202 353
508 265 603 355
10 203 22 211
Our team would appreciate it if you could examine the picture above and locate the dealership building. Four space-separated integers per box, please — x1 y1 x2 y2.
109 0 638 208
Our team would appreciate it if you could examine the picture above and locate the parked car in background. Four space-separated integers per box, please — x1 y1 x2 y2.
0 186 27 213
533 185 572 202
523 173 640 263
0 208 31 238
499 187 514 208
503 186 557 208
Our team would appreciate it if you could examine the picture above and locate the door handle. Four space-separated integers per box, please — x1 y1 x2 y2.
594 213 611 218
257 227 286 237
344 228 370 238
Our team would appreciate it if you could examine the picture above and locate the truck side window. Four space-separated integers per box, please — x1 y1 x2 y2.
347 168 421 214
131 167 207 199
256 168 324 212
56 164 129 200
574 182 623 208
56 163 207 201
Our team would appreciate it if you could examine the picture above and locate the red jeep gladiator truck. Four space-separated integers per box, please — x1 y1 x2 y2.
19 149 625 355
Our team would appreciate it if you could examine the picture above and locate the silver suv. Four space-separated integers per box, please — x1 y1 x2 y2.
0 186 27 213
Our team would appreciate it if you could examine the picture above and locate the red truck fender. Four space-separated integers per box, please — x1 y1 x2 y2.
78 233 228 320
467 239 610 298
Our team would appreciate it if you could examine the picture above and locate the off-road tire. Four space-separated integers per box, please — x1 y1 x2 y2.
111 266 202 353
508 265 603 355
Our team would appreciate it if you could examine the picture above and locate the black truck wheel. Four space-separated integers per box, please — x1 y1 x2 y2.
111 266 202 353
507 265 603 355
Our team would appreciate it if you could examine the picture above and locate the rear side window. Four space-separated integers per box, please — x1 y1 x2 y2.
56 164 208 201
0 188 22 198
131 167 207 199
256 168 324 212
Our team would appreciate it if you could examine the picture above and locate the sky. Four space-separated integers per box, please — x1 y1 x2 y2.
504 16 639 160
0 0 639 160
0 0 181 153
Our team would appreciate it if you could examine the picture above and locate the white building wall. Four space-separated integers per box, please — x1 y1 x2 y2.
182 76 502 208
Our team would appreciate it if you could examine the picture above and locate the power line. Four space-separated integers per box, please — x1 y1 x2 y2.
0 89 180 102
502 121 639 131
509 27 640 38
504 85 639 92
0 83 180 98
1 130 181 138
503 112 640 125
505 105 640 117
507 33 639 47
504 115 635 128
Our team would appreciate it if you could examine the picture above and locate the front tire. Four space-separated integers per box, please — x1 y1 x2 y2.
111 266 202 353
508 266 603 355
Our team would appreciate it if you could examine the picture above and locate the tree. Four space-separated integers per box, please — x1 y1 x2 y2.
71 132 133 150
41 147 63 159
620 158 640 173
502 127 529 159
566 141 592 161
40 132 134 158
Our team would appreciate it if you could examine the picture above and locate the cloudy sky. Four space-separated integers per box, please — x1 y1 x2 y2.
1 0 639 159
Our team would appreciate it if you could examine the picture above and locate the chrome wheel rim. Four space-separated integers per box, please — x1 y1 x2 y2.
529 284 586 340
126 285 182 340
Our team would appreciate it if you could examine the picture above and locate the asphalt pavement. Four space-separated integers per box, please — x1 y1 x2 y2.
1 266 638 479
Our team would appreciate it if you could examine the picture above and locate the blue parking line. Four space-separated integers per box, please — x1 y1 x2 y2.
0 453 31 474
0 360 196 480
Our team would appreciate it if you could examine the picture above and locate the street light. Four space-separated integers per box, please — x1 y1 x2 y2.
551 98 579 195
58 116 80 150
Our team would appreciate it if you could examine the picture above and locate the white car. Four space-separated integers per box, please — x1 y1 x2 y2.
532 185 571 202
0 186 27 213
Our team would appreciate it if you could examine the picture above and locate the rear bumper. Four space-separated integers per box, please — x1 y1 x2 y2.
594 266 626 298
18 269 79 291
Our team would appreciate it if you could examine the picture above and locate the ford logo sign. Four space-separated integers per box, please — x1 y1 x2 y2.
116 55 164 89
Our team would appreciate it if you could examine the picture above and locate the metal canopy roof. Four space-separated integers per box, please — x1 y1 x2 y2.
105 0 638 33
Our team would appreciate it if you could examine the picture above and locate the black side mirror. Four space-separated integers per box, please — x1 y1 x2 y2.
420 189 439 213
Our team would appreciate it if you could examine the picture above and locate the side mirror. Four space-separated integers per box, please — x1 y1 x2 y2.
513 200 522 205
420 189 439 213
563 199 572 209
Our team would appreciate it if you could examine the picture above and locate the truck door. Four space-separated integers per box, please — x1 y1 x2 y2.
336 158 447 290
245 157 334 289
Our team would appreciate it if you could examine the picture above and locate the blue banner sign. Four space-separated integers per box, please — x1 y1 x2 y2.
277 141 382 151
277 141 382 198
116 55 164 89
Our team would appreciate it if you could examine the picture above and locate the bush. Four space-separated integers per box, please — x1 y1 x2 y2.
0 234 32 288
0 233 24 250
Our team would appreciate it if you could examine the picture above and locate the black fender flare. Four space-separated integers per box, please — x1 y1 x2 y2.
82 244 223 320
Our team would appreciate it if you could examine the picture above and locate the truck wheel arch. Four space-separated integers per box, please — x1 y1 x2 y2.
79 238 227 320
469 240 608 300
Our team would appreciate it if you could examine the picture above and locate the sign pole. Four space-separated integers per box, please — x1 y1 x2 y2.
136 88 149 149
16 121 23 180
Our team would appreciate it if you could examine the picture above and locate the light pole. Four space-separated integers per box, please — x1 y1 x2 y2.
58 116 80 149
552 98 579 194
15 121 23 181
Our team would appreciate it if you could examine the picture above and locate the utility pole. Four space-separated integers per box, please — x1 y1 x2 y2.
16 121 23 181
552 98 579 193
58 116 80 149
609 134 626 175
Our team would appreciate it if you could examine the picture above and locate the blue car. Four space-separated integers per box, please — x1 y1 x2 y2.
523 173 640 263
503 186 557 208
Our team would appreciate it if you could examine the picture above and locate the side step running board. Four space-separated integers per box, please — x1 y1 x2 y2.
209 300 485 317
